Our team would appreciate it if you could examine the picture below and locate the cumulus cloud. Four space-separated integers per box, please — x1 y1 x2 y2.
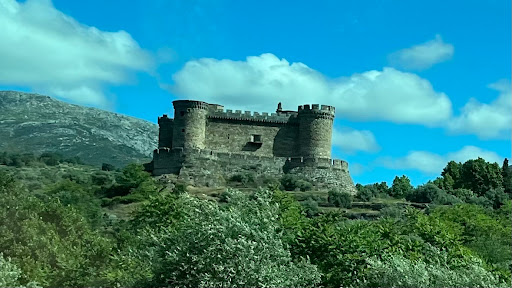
376 146 503 174
0 0 153 107
332 127 380 153
447 80 511 139
348 163 366 176
388 35 454 70
171 53 452 126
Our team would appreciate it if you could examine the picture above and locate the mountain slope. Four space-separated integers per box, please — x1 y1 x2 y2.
0 91 158 167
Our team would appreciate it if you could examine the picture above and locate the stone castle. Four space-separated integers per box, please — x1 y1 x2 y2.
146 100 356 193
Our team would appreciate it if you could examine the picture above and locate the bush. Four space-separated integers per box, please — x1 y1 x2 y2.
102 163 116 171
301 197 319 217
172 182 188 195
380 206 405 219
484 188 508 209
451 188 475 201
328 189 353 208
280 175 312 191
407 183 462 205
467 195 493 208
364 251 508 288
39 152 62 166
0 254 22 287
229 173 255 185
91 171 114 187
108 190 321 287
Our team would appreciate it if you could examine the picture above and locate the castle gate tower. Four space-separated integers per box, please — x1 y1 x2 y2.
172 100 208 149
298 104 335 158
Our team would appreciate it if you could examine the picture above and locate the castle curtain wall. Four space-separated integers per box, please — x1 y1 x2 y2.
204 119 299 157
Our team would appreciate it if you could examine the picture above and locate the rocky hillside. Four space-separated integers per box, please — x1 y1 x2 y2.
0 91 158 168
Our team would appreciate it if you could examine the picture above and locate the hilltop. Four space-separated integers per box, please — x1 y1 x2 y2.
0 91 158 167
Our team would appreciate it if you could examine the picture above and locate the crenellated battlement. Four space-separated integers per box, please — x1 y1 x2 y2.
207 108 296 124
154 147 347 171
297 104 335 119
158 114 173 124
285 156 348 171
173 100 209 110
150 99 356 193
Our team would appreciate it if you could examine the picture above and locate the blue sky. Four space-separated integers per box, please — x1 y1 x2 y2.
0 0 510 186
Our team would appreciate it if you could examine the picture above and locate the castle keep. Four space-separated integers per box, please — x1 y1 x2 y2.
148 100 356 193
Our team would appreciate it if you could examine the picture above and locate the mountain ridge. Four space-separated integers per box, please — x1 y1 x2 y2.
0 90 158 167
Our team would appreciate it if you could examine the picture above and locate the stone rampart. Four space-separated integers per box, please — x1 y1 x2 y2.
152 148 356 193
208 108 296 124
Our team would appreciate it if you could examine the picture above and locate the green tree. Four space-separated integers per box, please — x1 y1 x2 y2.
0 254 22 287
101 163 116 171
391 175 413 198
502 158 512 195
107 189 321 287
407 183 461 205
460 158 503 196
441 160 463 189
43 180 103 227
0 175 113 287
355 182 388 201
364 250 508 288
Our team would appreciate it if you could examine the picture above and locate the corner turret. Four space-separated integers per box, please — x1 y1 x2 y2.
172 100 209 149
297 104 335 158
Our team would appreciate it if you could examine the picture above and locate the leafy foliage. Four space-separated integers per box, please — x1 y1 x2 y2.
364 250 508 287
355 181 389 201
107 189 321 287
391 175 414 198
407 183 462 205
280 174 313 191
0 172 113 287
328 189 353 208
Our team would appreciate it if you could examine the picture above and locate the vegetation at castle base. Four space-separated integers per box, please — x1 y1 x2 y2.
1 151 511 288
355 157 511 210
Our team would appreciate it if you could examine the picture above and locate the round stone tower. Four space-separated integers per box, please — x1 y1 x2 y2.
172 100 209 149
298 104 335 158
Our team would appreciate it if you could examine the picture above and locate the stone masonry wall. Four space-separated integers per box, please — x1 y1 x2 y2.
172 101 208 149
205 118 299 157
152 148 357 194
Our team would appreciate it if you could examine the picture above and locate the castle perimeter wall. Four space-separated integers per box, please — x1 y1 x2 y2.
152 148 356 194
205 118 299 157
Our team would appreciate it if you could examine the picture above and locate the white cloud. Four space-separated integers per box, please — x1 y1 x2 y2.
348 163 366 176
332 127 379 153
447 80 511 139
388 34 454 70
377 146 503 174
0 0 153 107
171 53 452 126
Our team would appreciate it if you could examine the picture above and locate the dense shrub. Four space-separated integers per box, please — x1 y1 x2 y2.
0 254 22 287
328 189 353 208
364 250 508 288
91 171 115 187
280 174 313 191
379 205 406 219
229 173 255 185
484 188 509 209
101 163 116 171
106 190 321 287
0 174 113 287
407 183 462 205
301 197 320 217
